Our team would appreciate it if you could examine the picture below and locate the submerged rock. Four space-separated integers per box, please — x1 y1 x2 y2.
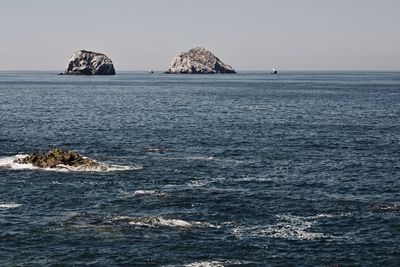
64 50 116 75
14 148 104 170
166 47 236 74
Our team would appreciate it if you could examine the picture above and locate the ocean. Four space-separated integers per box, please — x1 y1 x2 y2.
0 71 399 266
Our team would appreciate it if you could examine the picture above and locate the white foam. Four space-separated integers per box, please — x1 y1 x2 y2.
187 180 209 187
142 218 191 228
108 216 216 229
187 156 216 161
236 177 273 182
373 202 400 212
0 155 141 172
184 260 249 267
56 163 141 172
187 177 225 188
0 154 31 169
185 261 224 267
233 213 334 240
0 203 22 209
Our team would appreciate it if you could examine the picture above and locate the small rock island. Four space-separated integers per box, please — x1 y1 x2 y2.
14 148 105 170
63 50 116 75
166 47 236 74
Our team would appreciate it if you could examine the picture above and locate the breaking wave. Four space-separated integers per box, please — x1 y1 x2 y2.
187 177 225 188
185 261 224 267
371 202 400 213
106 215 217 229
236 177 273 182
184 260 250 267
0 154 141 172
0 203 22 209
232 213 335 240
56 213 217 230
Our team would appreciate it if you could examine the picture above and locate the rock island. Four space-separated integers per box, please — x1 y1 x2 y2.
14 148 105 170
166 47 236 74
63 50 116 75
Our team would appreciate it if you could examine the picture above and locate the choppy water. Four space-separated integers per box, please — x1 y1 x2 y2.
0 71 399 266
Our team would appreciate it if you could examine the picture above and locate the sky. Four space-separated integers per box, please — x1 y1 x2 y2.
1 0 399 71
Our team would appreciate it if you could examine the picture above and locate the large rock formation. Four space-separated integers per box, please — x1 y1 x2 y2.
166 47 236 74
64 50 116 75
14 148 104 170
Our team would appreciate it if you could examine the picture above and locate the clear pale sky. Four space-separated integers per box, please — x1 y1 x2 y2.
1 0 399 71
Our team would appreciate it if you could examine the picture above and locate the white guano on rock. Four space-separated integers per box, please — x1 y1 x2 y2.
166 47 236 74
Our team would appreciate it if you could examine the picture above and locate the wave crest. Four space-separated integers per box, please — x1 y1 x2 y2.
56 213 217 230
0 203 22 209
184 260 250 267
107 216 216 229
233 213 334 240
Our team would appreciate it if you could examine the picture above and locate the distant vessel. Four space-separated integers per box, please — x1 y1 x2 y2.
271 69 278 74
149 70 154 74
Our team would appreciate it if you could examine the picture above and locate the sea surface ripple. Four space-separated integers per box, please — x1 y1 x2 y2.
0 71 399 266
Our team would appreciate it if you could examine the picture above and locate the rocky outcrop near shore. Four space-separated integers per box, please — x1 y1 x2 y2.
166 47 236 74
64 50 115 75
14 148 105 170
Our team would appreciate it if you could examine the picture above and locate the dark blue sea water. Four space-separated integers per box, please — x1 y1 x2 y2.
0 71 399 266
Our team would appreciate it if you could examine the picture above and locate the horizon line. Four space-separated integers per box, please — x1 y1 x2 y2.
0 69 400 73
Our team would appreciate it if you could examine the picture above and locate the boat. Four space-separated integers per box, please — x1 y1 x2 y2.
271 69 278 74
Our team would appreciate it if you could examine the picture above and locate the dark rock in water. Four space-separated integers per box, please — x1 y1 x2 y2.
64 50 116 75
14 148 103 169
165 47 236 74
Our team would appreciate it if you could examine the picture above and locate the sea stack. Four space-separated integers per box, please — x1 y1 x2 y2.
166 47 236 74
64 50 116 75
14 148 105 170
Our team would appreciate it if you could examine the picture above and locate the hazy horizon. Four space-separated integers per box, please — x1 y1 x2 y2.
1 0 399 71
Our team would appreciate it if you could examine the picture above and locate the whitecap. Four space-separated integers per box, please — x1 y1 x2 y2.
232 213 334 240
187 177 225 188
371 202 400 212
0 154 141 172
185 261 224 267
0 203 22 209
107 216 216 229
186 155 216 161
236 177 273 182
187 180 209 187
184 260 249 267
56 163 141 172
